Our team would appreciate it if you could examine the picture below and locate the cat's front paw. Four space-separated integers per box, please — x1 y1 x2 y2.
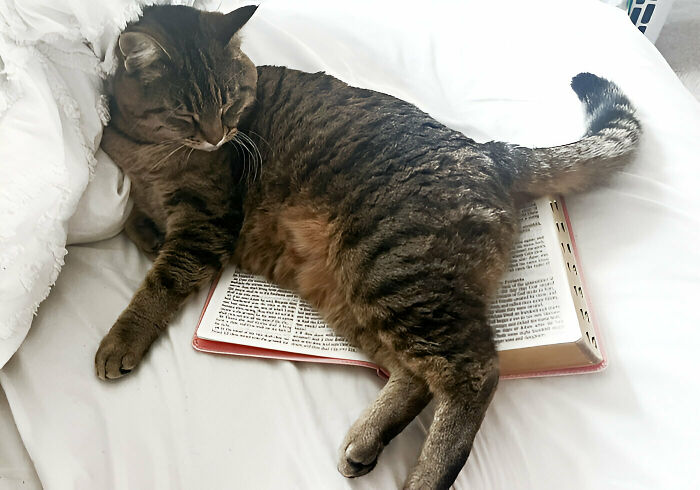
95 322 154 380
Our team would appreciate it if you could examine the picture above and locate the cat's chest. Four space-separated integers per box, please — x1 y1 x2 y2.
129 161 231 231
128 176 171 228
102 127 235 229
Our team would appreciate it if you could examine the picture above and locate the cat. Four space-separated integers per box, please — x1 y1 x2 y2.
96 5 640 489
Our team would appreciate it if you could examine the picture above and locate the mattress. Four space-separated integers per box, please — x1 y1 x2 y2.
2 0 700 488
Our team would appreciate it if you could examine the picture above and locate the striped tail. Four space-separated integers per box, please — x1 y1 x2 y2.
505 73 641 196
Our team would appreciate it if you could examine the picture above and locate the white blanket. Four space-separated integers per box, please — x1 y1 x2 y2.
2 0 700 488
0 0 218 367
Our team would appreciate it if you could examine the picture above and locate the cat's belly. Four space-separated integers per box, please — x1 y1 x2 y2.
233 201 355 328
234 203 331 291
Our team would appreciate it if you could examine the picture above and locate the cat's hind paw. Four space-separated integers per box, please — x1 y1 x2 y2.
337 436 383 478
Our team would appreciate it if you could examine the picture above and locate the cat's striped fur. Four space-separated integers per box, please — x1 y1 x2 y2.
97 6 640 489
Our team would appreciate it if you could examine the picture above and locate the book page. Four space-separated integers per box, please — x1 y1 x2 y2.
198 197 581 360
489 198 581 351
197 269 371 362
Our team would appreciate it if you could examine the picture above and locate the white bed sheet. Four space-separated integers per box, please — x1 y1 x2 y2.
2 0 700 488
0 385 40 490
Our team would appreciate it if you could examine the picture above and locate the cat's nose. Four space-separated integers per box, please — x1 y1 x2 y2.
200 118 225 147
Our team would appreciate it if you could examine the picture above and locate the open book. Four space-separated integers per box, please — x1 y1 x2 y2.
193 196 606 379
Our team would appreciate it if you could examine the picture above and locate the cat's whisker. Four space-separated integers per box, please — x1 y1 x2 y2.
245 131 270 182
145 142 177 161
246 129 273 155
238 131 263 183
242 139 257 183
231 134 249 181
239 132 259 162
245 136 261 183
234 133 256 183
230 136 248 182
185 146 196 167
234 133 251 179
152 144 186 169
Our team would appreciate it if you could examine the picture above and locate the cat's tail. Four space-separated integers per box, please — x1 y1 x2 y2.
496 73 641 196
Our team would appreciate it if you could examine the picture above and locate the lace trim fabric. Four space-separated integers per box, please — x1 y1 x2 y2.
0 0 215 351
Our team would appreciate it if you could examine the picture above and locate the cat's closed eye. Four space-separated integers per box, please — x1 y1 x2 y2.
223 104 240 125
223 92 256 127
171 113 194 122
167 113 196 132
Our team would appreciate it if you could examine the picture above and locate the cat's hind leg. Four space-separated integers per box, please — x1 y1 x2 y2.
399 318 499 490
336 316 498 489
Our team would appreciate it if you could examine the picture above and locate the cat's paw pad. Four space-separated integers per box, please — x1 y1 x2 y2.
94 332 145 381
337 438 383 478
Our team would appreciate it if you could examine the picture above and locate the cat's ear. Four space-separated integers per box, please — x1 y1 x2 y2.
118 31 171 75
213 5 258 44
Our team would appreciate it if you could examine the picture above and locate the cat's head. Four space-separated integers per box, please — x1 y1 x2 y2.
112 5 258 151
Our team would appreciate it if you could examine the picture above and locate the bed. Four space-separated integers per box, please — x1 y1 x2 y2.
2 0 700 488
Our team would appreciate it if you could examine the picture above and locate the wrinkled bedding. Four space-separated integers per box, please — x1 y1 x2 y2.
0 0 213 367
2 0 700 488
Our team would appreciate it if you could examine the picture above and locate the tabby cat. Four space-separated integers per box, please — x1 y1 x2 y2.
96 5 640 489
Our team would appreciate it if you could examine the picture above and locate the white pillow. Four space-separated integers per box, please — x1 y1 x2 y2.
0 0 213 367
66 150 132 245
